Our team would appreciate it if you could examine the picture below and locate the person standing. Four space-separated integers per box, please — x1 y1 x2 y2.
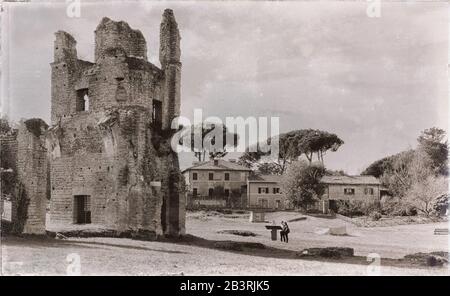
280 221 286 242
282 221 290 243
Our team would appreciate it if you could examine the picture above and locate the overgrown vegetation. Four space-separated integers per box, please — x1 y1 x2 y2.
282 160 326 211
0 117 14 134
334 200 381 218
362 127 448 217
24 118 48 138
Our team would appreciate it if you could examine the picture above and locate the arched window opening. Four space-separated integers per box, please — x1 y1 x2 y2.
76 88 89 112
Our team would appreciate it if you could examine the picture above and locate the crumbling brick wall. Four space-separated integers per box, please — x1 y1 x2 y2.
1 119 48 234
160 9 181 130
17 119 49 234
95 18 148 61
48 9 185 236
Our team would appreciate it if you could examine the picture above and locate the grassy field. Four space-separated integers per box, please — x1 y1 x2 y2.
1 211 449 275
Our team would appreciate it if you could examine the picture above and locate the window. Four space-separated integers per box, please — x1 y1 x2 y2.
364 187 374 195
152 100 162 130
193 188 198 197
258 187 269 194
258 187 268 194
208 188 214 198
76 89 89 111
224 173 230 181
224 189 230 197
273 187 280 194
259 187 269 194
209 173 214 180
344 188 355 195
192 172 198 181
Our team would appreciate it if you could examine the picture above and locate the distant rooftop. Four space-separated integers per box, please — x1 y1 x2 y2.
249 174 380 185
182 159 251 173
321 175 380 185
248 175 283 183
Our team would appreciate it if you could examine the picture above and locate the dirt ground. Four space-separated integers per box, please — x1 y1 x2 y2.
1 211 449 275
187 211 449 259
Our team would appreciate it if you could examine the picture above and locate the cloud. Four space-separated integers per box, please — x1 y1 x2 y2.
4 1 448 173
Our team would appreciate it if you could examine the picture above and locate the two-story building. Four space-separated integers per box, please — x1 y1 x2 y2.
248 174 381 213
183 161 381 211
182 159 251 207
318 175 381 213
247 175 291 210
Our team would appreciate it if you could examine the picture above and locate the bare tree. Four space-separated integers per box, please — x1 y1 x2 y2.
405 175 448 216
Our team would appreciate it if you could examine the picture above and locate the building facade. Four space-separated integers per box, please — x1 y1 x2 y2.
247 175 291 210
318 175 381 213
183 159 251 207
247 174 381 212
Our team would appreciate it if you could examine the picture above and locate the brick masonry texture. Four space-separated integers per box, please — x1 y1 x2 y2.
1 9 185 236
1 119 49 234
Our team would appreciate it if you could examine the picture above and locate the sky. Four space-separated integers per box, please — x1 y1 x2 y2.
1 0 448 173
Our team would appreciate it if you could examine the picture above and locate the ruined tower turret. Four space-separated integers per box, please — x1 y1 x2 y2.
47 10 185 236
95 17 148 62
50 31 79 123
160 9 181 130
54 31 77 63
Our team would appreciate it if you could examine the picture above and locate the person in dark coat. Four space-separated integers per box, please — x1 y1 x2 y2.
280 221 286 242
282 221 290 243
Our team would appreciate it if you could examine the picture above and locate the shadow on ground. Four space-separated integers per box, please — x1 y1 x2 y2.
2 235 188 255
3 231 445 270
158 234 448 270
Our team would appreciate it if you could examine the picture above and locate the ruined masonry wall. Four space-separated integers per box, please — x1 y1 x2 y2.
49 108 169 233
95 17 148 62
49 10 184 236
0 120 48 234
17 123 48 234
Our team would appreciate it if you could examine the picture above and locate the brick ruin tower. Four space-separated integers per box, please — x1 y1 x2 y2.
46 9 184 236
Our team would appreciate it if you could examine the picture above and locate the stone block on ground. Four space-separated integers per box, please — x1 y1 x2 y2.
249 211 265 223
213 241 266 251
329 226 347 236
217 230 258 237
403 252 448 267
298 247 354 258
